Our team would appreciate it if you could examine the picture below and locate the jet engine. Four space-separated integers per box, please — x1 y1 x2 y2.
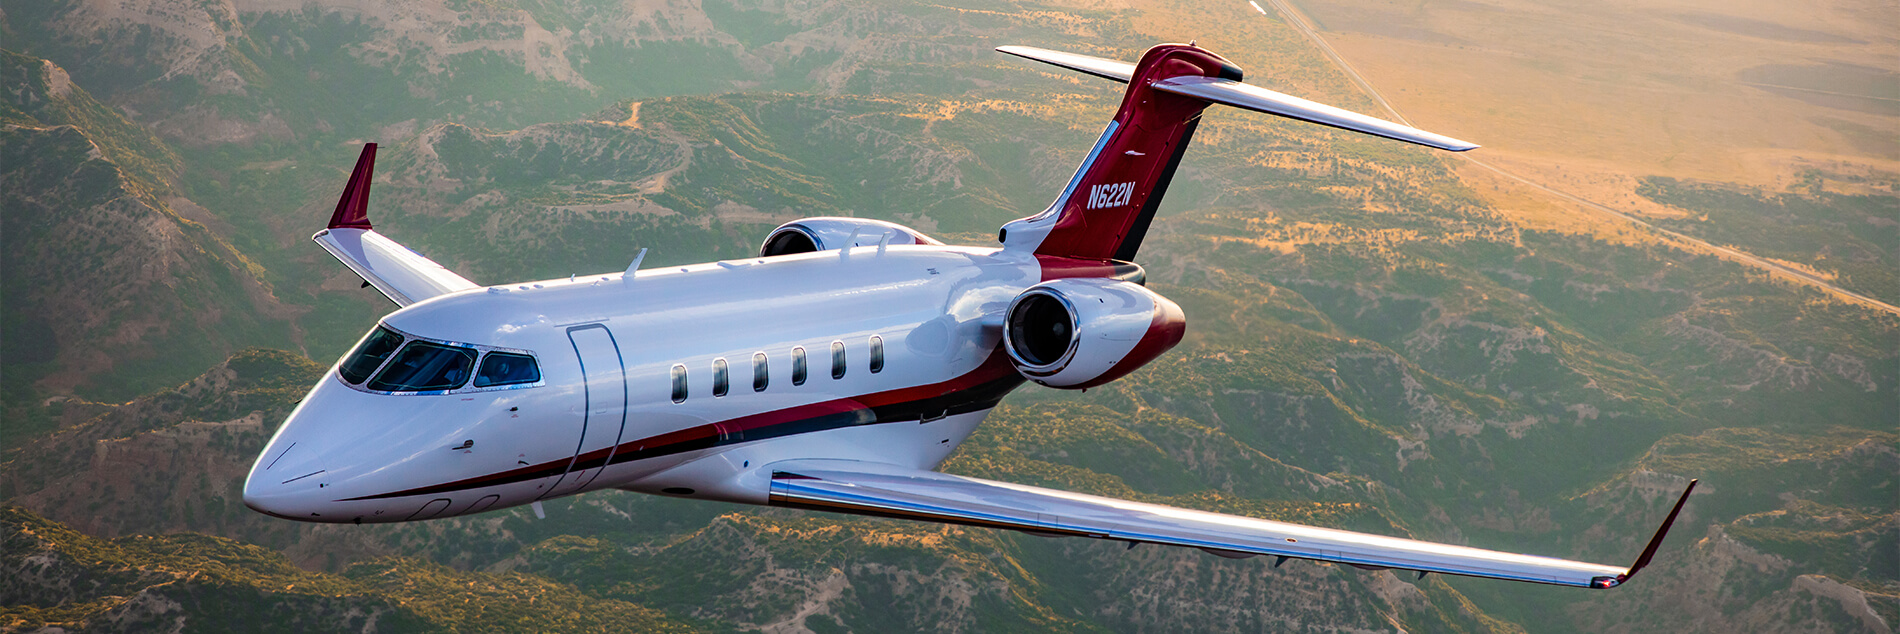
760 217 942 257
1003 278 1185 389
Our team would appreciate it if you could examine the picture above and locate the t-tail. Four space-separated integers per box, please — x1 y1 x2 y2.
997 44 1478 261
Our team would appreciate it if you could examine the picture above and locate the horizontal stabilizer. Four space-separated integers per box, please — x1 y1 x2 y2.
996 46 1134 83
997 45 1477 152
1152 76 1477 151
769 460 1629 588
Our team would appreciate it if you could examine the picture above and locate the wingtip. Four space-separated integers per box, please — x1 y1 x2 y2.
326 143 378 230
1618 478 1698 585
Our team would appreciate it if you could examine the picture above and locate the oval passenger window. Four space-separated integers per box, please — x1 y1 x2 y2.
753 352 769 392
830 341 847 380
670 364 688 403
791 347 808 386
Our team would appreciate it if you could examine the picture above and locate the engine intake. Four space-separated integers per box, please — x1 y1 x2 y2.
1004 278 1185 389
760 218 941 257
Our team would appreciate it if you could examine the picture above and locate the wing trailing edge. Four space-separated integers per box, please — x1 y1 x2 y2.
768 460 1697 589
313 144 477 307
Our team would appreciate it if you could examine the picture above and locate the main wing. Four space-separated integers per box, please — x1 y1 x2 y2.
312 144 477 307
768 460 1695 589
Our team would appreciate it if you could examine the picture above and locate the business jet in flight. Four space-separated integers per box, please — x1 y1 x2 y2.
245 43 1693 589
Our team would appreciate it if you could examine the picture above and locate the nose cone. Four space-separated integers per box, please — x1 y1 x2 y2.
244 372 489 524
244 458 298 517
245 408 334 520
243 377 369 523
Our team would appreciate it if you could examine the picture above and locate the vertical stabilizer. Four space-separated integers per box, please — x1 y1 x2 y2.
999 45 1240 260
998 44 1476 262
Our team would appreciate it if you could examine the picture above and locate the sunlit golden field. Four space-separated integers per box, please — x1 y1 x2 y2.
1296 0 1897 190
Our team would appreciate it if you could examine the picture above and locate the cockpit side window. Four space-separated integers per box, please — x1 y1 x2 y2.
367 341 477 392
339 327 404 384
475 352 541 388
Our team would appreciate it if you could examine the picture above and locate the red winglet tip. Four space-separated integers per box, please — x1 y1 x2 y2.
1624 478 1698 581
327 143 377 230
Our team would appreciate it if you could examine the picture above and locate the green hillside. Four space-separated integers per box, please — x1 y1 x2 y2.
0 51 298 434
1 0 1895 631
1 506 700 632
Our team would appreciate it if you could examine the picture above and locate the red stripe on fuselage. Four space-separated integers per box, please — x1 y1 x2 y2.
340 348 1021 502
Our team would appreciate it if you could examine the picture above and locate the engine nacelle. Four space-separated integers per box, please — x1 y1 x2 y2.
760 217 942 257
1004 278 1185 389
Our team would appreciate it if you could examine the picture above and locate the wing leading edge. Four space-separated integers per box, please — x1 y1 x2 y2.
313 144 477 307
769 460 1694 589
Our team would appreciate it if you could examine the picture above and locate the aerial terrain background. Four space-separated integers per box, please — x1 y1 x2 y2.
1 0 1894 631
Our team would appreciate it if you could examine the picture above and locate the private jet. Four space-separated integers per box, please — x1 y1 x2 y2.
245 43 1694 589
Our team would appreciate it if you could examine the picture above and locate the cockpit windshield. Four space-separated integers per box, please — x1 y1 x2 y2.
339 327 404 384
337 324 541 394
367 341 477 392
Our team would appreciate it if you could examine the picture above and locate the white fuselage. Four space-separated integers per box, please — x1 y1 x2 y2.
244 245 1047 523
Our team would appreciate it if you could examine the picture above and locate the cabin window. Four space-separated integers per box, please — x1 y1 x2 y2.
670 364 688 403
367 341 476 392
753 352 769 392
340 326 404 384
791 347 808 386
869 335 885 374
474 352 540 388
831 341 847 380
713 358 730 397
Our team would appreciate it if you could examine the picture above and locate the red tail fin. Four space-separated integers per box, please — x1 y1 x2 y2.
1000 45 1239 261
327 143 377 230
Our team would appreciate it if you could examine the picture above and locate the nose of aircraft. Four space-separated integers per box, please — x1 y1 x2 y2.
243 440 322 519
243 377 375 522
243 371 495 523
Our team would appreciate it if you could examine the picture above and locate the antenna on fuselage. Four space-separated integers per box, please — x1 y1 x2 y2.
840 227 861 259
623 248 649 284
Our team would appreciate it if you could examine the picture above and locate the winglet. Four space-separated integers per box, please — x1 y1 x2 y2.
1594 479 1697 588
1628 479 1697 576
327 143 377 230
